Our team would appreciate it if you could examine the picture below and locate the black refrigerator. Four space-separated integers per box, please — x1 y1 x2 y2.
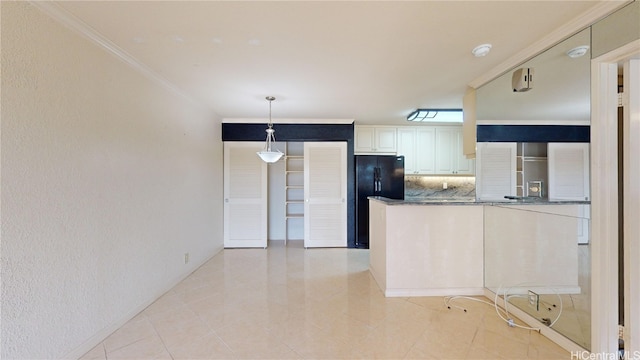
355 155 405 248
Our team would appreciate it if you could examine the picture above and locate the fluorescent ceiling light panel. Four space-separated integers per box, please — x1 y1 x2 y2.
407 109 463 123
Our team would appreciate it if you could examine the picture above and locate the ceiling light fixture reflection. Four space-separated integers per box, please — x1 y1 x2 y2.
257 96 284 163
566 45 589 58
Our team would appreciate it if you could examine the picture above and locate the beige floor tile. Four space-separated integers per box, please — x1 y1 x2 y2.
103 314 157 353
78 343 106 360
408 328 474 360
214 320 300 359
106 336 171 359
90 244 577 360
471 328 531 359
165 332 235 360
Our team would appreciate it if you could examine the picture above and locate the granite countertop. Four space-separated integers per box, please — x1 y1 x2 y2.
369 196 590 206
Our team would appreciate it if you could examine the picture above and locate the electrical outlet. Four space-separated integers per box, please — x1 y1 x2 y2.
619 325 625 340
528 290 540 311
184 253 190 264
442 182 448 189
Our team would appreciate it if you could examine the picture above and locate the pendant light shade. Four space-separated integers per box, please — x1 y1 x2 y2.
257 96 283 163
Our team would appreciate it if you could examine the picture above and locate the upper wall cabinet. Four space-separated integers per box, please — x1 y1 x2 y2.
476 28 591 125
434 127 475 175
393 125 475 176
355 126 397 154
397 127 436 175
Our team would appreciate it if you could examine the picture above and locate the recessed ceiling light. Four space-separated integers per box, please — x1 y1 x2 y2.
472 43 492 57
211 38 223 44
567 45 589 58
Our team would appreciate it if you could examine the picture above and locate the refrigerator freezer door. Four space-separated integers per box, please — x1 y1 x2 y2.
356 156 376 248
355 155 405 248
377 156 405 200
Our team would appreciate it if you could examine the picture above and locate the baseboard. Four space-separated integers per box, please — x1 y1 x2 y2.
486 285 582 295
384 287 485 297
62 245 223 359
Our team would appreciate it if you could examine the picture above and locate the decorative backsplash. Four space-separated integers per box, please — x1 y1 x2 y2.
405 176 476 199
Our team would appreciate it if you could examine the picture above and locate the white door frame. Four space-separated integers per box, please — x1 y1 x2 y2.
622 57 640 356
590 39 640 356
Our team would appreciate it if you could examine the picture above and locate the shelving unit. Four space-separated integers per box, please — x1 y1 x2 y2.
284 142 304 243
516 142 548 197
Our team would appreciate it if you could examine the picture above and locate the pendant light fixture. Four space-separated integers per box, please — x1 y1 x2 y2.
256 96 284 163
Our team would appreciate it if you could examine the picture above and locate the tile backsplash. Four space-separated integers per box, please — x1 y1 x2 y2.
405 176 476 199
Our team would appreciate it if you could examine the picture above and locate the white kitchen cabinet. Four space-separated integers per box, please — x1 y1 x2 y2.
304 142 347 248
548 143 590 201
476 142 517 200
454 129 475 174
355 126 397 154
434 126 475 175
396 127 436 175
223 142 268 248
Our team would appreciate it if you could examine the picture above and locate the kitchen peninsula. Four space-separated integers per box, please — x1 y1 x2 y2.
368 196 590 297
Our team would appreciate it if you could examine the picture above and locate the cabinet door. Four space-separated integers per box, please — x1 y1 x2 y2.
375 127 397 153
396 128 416 174
224 142 268 248
304 142 347 248
548 143 590 200
355 126 396 153
354 126 376 153
435 127 456 174
476 142 517 200
415 128 436 174
454 128 475 175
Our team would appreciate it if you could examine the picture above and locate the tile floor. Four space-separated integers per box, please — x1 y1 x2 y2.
81 241 570 359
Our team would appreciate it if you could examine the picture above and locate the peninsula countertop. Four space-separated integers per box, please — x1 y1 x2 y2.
368 196 590 206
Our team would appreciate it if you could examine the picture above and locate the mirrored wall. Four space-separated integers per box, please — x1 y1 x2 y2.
478 28 592 350
484 204 591 349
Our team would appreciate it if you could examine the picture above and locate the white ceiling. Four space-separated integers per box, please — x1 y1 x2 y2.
50 1 625 125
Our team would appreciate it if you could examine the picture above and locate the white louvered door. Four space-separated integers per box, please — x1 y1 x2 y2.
304 142 347 248
548 142 590 201
476 142 517 200
224 142 268 248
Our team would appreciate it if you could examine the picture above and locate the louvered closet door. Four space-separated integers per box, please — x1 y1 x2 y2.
548 143 590 201
224 142 267 248
476 142 517 200
304 142 347 248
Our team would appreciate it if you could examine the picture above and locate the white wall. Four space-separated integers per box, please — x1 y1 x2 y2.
1 2 223 359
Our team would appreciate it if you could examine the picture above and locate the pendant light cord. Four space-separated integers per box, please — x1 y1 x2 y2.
266 96 275 128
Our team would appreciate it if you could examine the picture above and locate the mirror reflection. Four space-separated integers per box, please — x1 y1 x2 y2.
477 28 591 123
484 204 590 349
478 28 591 350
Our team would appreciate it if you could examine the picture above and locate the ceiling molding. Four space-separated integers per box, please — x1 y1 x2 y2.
468 0 632 89
29 1 204 108
222 118 354 124
477 120 591 126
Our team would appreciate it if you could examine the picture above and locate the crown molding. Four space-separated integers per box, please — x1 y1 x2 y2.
29 1 202 107
468 0 632 89
222 118 354 124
